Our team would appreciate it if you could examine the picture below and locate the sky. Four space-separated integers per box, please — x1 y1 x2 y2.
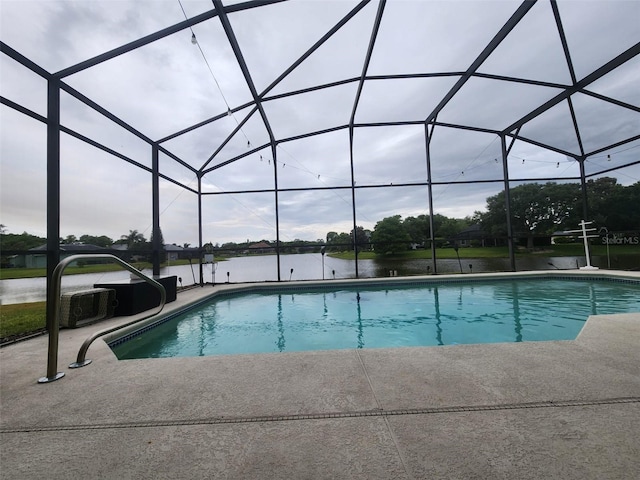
1 0 639 246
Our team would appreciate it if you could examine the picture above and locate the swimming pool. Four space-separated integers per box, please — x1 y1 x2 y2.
110 274 640 359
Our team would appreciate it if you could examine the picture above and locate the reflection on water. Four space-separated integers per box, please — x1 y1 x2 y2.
277 295 285 352
512 283 523 343
434 287 443 346
0 252 638 304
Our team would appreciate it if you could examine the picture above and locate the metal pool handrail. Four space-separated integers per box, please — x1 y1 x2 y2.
38 254 166 384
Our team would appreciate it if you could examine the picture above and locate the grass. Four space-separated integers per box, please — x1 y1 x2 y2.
328 248 511 260
0 263 141 280
330 244 640 260
0 259 200 280
0 301 46 341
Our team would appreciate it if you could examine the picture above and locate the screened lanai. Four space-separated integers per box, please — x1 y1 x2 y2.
1 0 639 289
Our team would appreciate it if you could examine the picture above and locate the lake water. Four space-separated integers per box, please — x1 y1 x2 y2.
0 252 637 305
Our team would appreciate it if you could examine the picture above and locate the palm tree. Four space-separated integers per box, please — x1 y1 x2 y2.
121 230 146 249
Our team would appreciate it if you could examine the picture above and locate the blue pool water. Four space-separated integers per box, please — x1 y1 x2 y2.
111 277 640 359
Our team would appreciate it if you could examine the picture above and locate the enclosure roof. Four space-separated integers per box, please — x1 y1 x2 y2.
1 0 639 243
2 0 639 168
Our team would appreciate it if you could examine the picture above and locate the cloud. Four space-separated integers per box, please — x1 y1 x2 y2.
0 110 48 235
1 0 638 245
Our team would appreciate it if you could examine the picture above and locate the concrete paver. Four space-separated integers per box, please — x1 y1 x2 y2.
2 417 411 480
389 403 640 480
1 274 639 479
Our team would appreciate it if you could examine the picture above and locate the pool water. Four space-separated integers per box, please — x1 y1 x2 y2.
111 278 640 359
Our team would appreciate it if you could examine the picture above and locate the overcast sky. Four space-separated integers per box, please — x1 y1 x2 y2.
1 0 638 246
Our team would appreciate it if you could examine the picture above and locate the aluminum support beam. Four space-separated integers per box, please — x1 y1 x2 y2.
0 96 47 123
424 0 537 124
550 0 578 85
503 41 640 134
151 145 161 277
198 175 204 286
550 1 588 161
213 0 284 282
261 1 372 98
60 83 155 145
54 1 285 79
500 134 516 271
425 122 437 274
204 0 371 169
272 143 282 281
200 107 259 173
567 97 586 157
586 134 640 158
45 78 61 335
349 126 359 278
347 0 386 277
349 0 386 127
578 158 589 221
585 159 640 179
212 0 276 144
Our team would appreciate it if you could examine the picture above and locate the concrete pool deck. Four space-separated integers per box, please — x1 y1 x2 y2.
1 271 639 479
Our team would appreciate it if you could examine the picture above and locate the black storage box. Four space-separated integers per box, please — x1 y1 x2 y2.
94 275 177 316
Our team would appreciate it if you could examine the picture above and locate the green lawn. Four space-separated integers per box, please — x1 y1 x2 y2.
0 301 46 340
0 259 199 280
0 263 139 280
330 244 640 260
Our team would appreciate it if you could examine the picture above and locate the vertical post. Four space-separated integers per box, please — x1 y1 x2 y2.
580 220 594 268
42 77 65 383
197 174 204 286
578 157 589 221
46 78 61 332
151 144 161 277
599 228 611 269
425 122 437 273
272 143 282 281
349 127 359 278
500 134 516 271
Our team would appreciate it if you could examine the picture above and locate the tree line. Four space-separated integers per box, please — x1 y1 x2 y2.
2 178 638 259
476 177 639 248
0 228 179 252
324 178 640 254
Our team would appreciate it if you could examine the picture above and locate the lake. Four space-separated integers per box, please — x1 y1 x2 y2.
0 252 637 305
